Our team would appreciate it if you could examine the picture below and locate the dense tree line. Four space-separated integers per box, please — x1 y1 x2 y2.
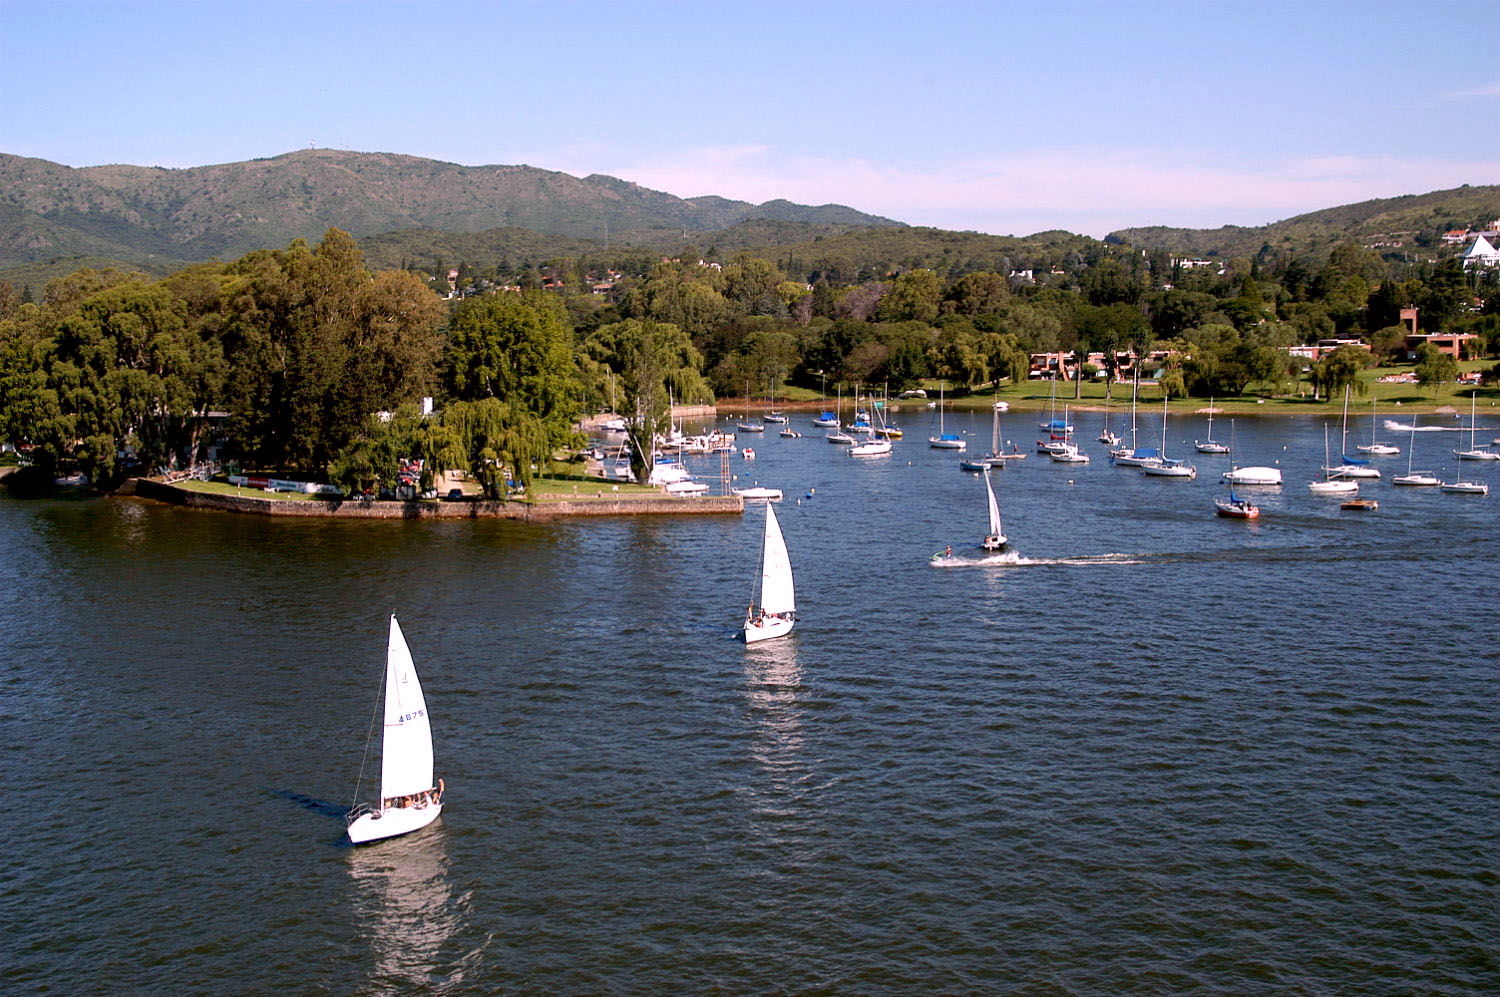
3 228 1497 493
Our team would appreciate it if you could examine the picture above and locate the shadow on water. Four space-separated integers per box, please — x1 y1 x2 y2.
272 787 349 821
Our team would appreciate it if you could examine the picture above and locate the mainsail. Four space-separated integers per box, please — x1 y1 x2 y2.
380 616 434 801
759 504 796 617
985 472 1003 537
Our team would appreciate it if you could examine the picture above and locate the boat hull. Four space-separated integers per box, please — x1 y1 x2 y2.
1222 467 1282 486
348 802 442 844
743 616 794 643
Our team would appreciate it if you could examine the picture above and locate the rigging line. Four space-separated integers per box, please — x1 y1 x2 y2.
349 642 388 812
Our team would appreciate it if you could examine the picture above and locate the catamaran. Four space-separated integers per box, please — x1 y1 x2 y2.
347 615 444 844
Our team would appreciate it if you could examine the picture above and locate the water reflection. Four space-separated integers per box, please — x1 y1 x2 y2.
346 829 461 992
742 638 805 784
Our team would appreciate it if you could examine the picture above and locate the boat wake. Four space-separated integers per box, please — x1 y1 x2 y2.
1383 419 1471 433
930 551 1147 568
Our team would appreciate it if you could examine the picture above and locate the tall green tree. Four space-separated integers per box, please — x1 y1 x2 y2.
582 318 710 484
444 290 578 441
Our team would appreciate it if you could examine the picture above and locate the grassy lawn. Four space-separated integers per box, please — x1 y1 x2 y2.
528 472 666 501
884 364 1498 418
175 479 325 500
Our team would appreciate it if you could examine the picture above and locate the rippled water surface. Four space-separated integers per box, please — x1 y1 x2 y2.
2 412 1497 994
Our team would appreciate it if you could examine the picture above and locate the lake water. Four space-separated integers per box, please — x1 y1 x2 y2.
2 409 1497 994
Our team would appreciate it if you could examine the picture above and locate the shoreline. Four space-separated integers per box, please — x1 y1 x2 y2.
117 478 743 519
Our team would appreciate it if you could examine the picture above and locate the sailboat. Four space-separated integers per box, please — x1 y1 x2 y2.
1326 387 1379 478
1442 396 1492 493
1096 392 1120 446
347 615 444 845
1050 405 1090 463
1195 399 1230 453
1309 424 1359 495
1355 394 1399 455
826 384 854 444
1214 422 1260 518
982 402 1010 466
1453 392 1499 461
928 383 966 450
743 503 796 644
1140 397 1196 477
1110 378 1156 465
981 470 1007 550
737 378 764 433
848 396 893 455
1392 416 1440 486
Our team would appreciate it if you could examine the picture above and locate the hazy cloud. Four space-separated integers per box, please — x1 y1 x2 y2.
596 146 1498 238
1442 82 1500 99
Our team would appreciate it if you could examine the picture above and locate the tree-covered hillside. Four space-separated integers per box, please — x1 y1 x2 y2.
1110 185 1500 265
0 150 901 281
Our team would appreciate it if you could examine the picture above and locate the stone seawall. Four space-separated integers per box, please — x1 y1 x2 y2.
120 478 742 519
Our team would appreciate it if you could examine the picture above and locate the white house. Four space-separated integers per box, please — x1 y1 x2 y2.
1463 234 1500 269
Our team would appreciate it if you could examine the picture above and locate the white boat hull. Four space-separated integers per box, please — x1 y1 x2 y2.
1141 463 1195 478
1309 479 1359 495
1356 444 1399 455
1392 474 1440 487
929 437 967 450
1441 481 1489 494
743 616 794 643
734 487 783 501
1222 467 1282 486
348 802 442 844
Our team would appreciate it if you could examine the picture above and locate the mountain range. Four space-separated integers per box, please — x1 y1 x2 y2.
1 149 1495 286
0 149 900 281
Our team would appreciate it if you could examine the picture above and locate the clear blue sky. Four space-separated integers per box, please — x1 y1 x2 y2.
3 0 1496 237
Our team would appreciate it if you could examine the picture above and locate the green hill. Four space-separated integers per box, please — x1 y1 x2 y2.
0 149 902 281
1108 185 1500 262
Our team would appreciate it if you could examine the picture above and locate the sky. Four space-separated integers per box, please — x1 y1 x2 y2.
2 0 1497 238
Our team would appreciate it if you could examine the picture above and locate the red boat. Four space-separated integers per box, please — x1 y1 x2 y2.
1214 492 1260 519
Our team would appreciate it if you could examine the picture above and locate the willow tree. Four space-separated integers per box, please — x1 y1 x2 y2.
582 318 711 484
439 397 551 499
444 290 579 447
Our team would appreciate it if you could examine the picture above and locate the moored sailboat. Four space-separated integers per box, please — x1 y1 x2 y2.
1195 399 1229 453
1392 416 1440 486
928 383 966 450
1309 424 1359 495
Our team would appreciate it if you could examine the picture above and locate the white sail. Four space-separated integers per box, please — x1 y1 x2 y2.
985 472 1003 537
379 615 434 801
759 504 796 616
